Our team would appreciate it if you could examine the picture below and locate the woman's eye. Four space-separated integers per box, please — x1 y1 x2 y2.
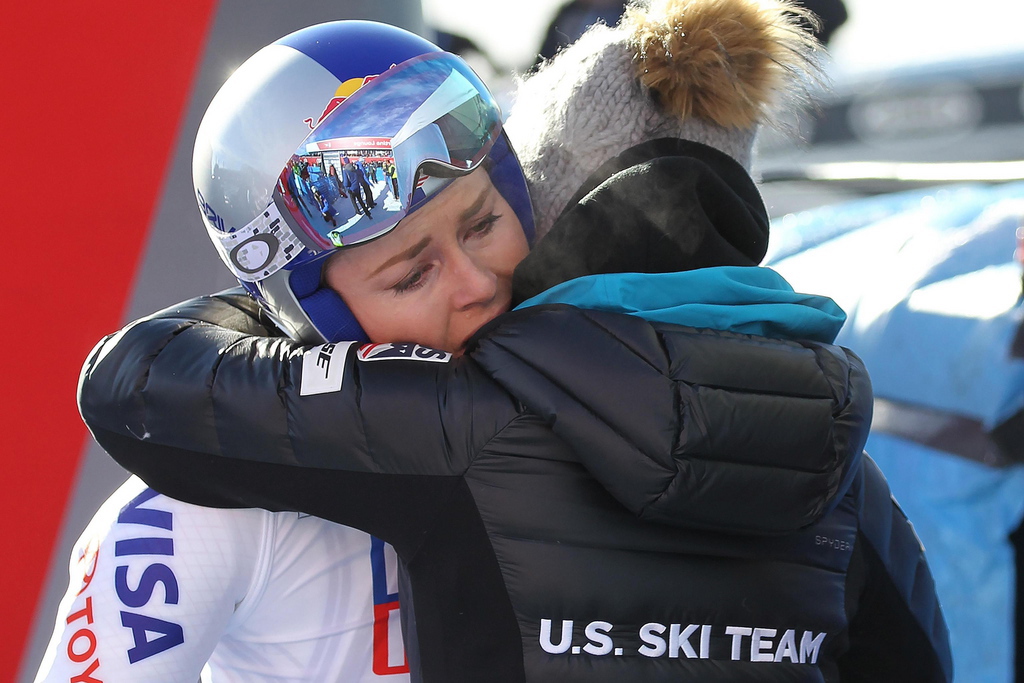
467 214 500 238
392 264 433 294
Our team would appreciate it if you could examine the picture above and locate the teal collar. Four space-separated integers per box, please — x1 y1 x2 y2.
516 266 846 343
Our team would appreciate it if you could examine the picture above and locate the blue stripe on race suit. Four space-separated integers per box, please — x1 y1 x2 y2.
369 537 409 675
370 536 399 604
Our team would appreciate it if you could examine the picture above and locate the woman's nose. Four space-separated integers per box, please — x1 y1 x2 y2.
449 251 498 309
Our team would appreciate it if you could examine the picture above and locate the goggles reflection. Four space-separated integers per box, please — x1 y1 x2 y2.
211 51 504 283
279 52 501 250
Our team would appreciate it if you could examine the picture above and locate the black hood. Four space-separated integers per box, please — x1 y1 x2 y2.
512 138 770 304
471 305 872 537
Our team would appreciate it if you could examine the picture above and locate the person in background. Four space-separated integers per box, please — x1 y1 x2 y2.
312 185 337 226
386 159 399 199
536 0 628 64
795 0 847 45
535 0 845 67
328 162 348 201
355 158 376 207
342 156 373 218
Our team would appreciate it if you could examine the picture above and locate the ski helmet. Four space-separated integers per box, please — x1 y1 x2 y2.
193 21 534 343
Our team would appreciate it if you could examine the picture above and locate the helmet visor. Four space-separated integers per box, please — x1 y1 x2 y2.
208 51 503 283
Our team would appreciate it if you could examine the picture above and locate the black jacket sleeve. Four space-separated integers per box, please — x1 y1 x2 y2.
838 456 954 682
78 289 519 551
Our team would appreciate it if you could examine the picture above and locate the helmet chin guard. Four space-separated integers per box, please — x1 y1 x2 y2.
193 21 534 343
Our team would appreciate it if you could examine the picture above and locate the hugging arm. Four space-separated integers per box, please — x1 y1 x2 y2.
78 289 516 549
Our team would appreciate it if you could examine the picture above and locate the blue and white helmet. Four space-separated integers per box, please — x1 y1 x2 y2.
193 21 534 343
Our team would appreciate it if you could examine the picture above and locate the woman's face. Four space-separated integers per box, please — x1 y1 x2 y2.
323 168 529 353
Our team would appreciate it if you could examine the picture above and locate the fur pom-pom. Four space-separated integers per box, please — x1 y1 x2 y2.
625 0 821 128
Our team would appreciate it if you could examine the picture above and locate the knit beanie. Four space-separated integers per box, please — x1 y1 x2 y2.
505 0 822 241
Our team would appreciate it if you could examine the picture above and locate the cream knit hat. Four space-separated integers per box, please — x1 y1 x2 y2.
505 0 822 240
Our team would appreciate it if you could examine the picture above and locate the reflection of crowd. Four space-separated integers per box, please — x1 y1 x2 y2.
281 154 404 232
285 156 395 227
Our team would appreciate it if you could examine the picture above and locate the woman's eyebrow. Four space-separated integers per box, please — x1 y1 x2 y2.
370 236 431 277
458 185 490 222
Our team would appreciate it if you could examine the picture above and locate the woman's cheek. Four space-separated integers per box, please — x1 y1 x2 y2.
396 297 437 343
500 232 530 273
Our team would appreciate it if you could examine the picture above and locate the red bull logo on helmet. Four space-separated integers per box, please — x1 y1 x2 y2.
304 74 382 130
